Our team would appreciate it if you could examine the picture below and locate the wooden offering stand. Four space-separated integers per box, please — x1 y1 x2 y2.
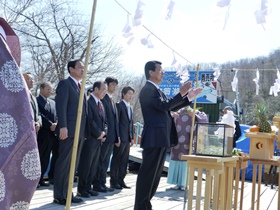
181 155 239 210
246 126 280 210
246 132 275 160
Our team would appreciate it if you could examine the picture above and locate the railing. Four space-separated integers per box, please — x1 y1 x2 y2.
133 122 143 147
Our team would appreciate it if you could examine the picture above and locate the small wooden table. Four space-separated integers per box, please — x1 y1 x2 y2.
233 156 249 210
249 156 280 210
181 155 239 210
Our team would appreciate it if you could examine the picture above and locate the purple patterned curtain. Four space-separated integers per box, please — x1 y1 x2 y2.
0 18 40 210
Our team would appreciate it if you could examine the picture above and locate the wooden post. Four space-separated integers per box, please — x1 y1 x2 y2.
65 1 98 209
189 63 200 154
185 64 199 204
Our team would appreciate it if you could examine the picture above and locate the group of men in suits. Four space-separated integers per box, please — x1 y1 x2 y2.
23 59 203 209
24 60 135 206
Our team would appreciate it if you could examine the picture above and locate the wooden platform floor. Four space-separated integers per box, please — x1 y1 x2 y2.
29 147 279 209
30 172 279 210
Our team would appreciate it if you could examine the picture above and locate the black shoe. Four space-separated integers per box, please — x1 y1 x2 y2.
104 185 114 192
92 185 107 193
77 192 90 198
88 189 99 196
119 182 131 189
111 184 123 190
49 179 54 185
71 196 83 203
53 198 66 205
39 181 50 187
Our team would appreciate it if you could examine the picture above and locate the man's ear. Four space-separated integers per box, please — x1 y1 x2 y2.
148 70 153 78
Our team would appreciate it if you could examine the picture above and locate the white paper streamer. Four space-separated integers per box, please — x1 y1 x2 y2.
133 0 145 26
252 68 260 95
176 66 189 84
269 69 280 96
165 0 175 20
231 69 238 92
171 51 177 66
213 67 221 81
254 0 268 30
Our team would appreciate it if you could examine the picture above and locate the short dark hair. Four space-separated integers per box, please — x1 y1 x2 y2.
87 88 93 93
92 81 105 90
40 81 52 89
144 60 162 79
105 76 118 85
67 59 81 73
121 86 135 99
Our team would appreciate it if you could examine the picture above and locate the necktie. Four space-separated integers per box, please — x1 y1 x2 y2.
110 97 115 112
158 88 167 100
98 101 103 113
127 106 132 120
45 98 50 111
78 82 81 90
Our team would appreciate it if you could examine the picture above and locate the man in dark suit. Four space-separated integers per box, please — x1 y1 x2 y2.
36 82 57 187
93 77 119 192
134 61 202 210
77 81 107 198
23 73 42 134
53 59 87 205
110 86 135 189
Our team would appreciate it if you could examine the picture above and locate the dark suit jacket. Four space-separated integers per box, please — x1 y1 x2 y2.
30 92 42 126
139 81 191 148
55 77 87 139
101 94 119 143
87 95 107 140
37 95 57 137
116 101 134 142
233 120 242 147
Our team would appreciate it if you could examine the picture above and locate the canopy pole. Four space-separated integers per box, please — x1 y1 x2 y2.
65 1 98 209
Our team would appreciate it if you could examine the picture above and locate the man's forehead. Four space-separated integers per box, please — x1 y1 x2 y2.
155 63 162 69
45 84 53 88
76 61 84 66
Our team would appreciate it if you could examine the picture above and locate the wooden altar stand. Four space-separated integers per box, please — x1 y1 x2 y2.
233 156 249 210
181 155 238 210
249 157 280 210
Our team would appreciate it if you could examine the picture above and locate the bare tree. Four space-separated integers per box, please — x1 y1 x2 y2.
219 48 280 124
0 0 36 23
2 0 124 87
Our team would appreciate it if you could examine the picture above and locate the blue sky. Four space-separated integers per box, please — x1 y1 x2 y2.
78 0 280 74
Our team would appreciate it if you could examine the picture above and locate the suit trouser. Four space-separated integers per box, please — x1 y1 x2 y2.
93 141 114 187
110 141 130 185
78 137 101 193
53 137 84 199
37 131 55 182
134 147 167 210
48 137 59 180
